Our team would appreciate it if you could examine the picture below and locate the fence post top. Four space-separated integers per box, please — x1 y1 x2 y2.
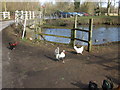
90 18 93 20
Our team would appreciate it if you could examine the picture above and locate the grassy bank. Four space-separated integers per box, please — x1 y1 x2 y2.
43 16 120 28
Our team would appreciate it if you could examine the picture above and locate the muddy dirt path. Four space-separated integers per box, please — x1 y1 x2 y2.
2 25 120 88
0 20 14 89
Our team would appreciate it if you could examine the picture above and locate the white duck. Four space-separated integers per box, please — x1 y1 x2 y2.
55 47 65 63
74 45 84 55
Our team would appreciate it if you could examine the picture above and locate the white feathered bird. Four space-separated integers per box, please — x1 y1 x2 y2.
74 46 84 55
54 47 65 63
55 47 59 55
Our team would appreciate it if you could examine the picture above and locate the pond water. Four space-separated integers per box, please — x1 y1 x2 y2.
41 25 119 45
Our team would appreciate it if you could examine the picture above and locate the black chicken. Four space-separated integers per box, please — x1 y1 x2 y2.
102 79 113 90
88 81 98 90
8 42 18 50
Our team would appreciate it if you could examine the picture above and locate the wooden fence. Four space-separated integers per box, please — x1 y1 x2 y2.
0 12 10 20
38 15 93 52
15 10 34 26
71 16 93 52
14 10 42 39
15 10 35 21
14 11 93 51
15 10 42 25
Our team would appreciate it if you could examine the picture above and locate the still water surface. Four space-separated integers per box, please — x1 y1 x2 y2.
42 25 119 45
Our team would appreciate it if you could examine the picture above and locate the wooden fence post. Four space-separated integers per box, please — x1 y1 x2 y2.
15 10 19 26
32 11 35 19
8 12 10 19
20 11 23 22
38 27 42 40
29 11 32 19
3 12 6 19
25 11 28 20
40 11 44 25
22 18 26 39
88 18 93 52
70 15 77 47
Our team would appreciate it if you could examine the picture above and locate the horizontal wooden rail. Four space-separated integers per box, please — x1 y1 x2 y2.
38 33 71 39
72 28 89 32
38 33 89 43
74 38 89 43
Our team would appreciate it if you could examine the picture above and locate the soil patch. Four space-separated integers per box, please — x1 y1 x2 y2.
2 25 120 88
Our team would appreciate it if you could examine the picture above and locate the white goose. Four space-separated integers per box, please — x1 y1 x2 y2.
74 45 84 55
55 47 65 63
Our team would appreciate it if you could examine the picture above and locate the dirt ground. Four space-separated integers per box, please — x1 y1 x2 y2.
2 25 120 88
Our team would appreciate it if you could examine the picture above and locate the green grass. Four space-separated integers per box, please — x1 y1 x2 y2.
43 16 119 28
41 25 73 29
20 37 29 42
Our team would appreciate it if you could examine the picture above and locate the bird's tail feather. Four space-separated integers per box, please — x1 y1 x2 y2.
55 47 59 55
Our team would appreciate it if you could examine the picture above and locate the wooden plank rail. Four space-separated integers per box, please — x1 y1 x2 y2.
72 28 89 32
37 18 93 52
88 18 93 52
71 15 77 47
35 16 93 52
74 38 89 43
38 33 71 39
71 16 93 52
38 33 88 43
0 12 10 20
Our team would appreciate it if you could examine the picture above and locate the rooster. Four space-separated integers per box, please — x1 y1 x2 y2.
74 45 84 55
8 42 18 50
54 47 66 63
102 79 113 90
88 81 98 90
